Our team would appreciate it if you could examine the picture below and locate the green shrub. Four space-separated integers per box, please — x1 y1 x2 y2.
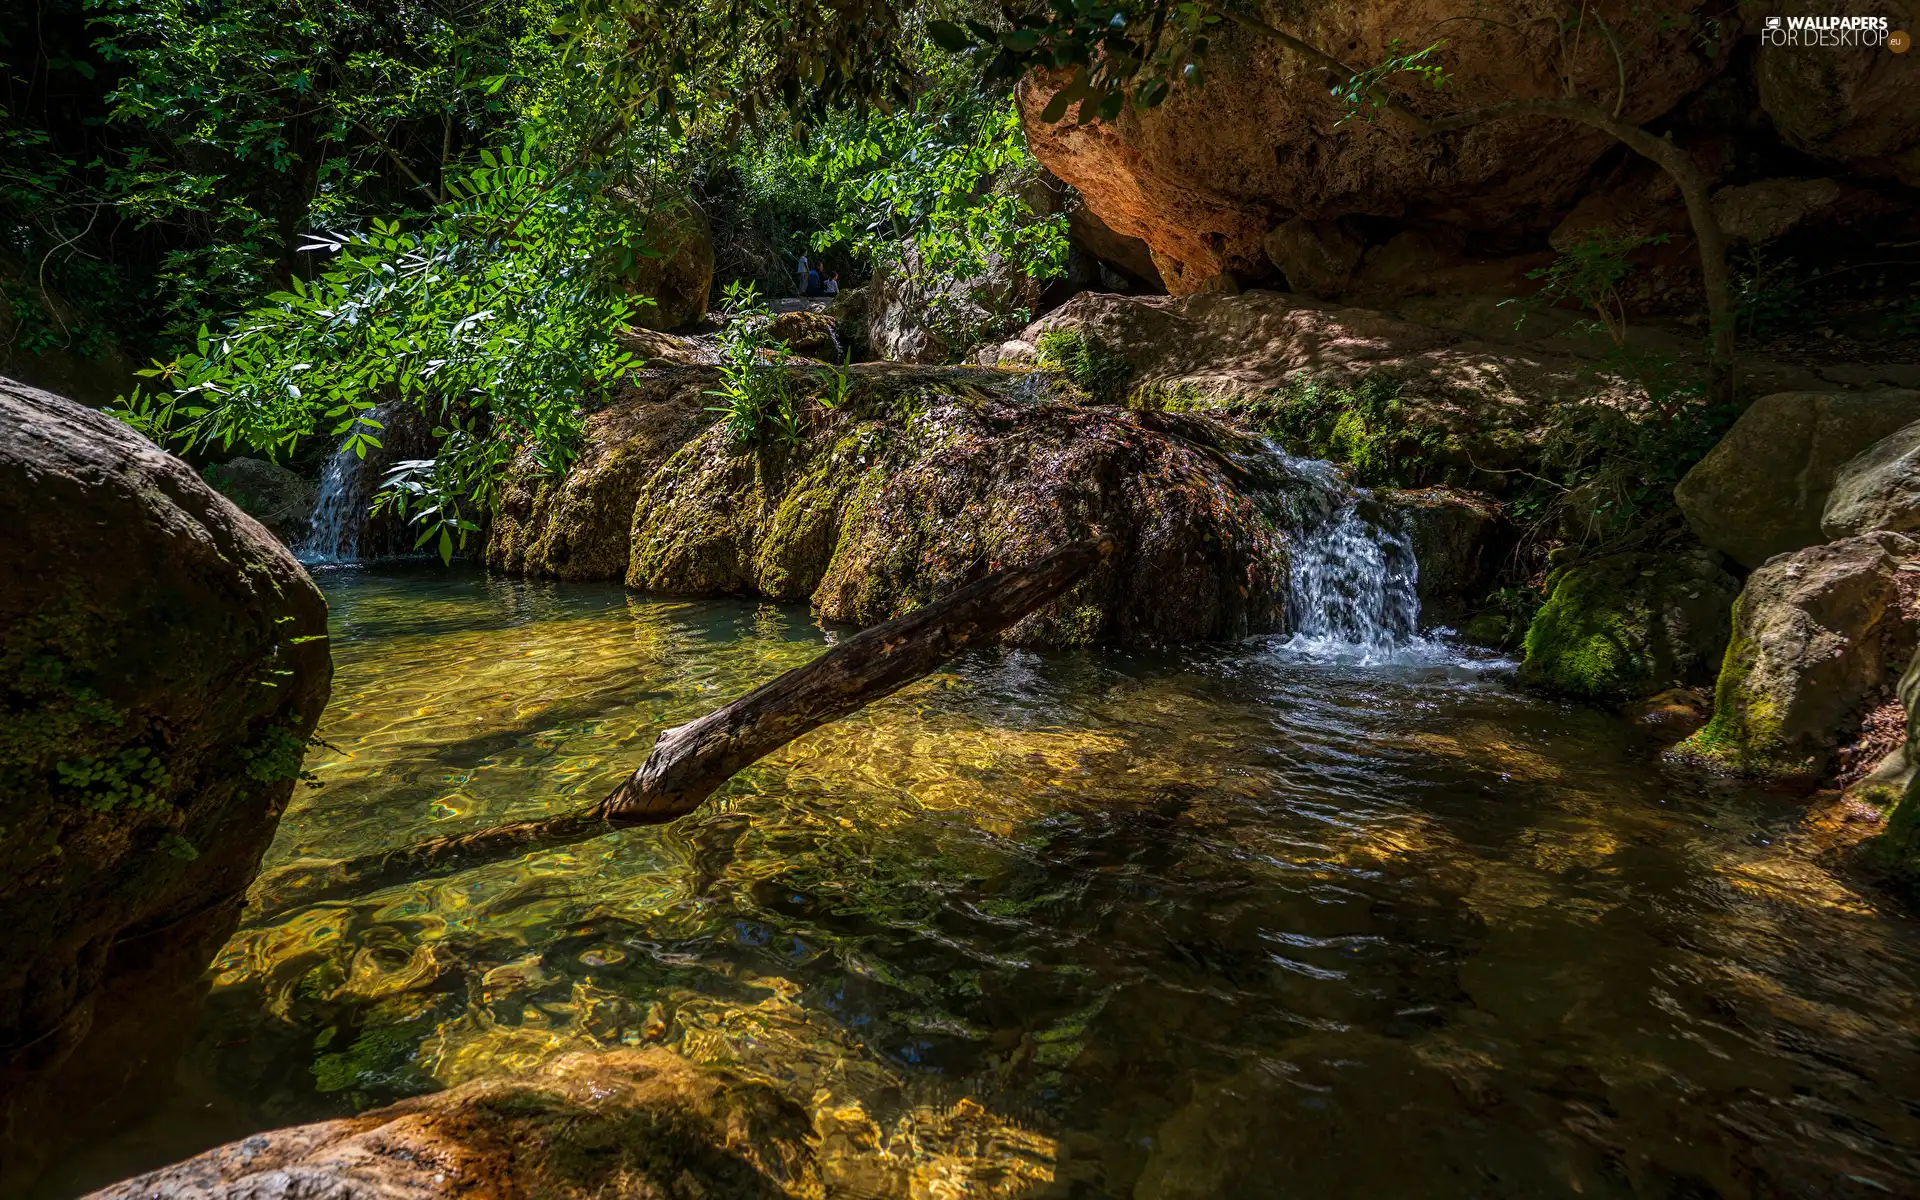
1035 327 1130 404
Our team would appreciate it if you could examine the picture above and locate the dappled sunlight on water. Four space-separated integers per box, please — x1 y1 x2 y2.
50 563 1920 1198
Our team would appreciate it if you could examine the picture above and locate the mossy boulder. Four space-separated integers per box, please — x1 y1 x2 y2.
489 363 1402 647
485 372 718 580
1676 533 1918 778
88 1049 818 1199
0 377 331 1189
627 365 1313 645
1519 548 1740 702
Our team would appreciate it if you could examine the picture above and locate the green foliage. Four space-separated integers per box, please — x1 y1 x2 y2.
1036 327 1130 404
109 148 642 559
706 281 802 446
1514 229 1671 347
1520 362 1737 550
1259 374 1445 488
1331 38 1449 124
1731 248 1807 341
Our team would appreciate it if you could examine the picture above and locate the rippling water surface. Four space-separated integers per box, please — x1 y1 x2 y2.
56 563 1920 1197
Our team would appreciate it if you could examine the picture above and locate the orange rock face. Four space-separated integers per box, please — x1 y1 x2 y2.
1018 0 1737 293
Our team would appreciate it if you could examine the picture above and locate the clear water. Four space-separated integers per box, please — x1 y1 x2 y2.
48 563 1920 1198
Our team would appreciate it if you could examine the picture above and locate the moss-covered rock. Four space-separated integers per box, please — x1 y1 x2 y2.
1676 533 1918 778
1519 548 1740 702
485 371 717 580
628 365 1318 646
0 377 331 1189
490 363 1413 647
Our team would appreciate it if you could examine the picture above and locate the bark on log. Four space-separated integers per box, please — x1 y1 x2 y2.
248 537 1113 921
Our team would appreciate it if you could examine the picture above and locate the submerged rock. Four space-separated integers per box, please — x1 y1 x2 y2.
0 377 331 1189
1519 548 1741 702
86 1049 819 1200
1676 534 1918 778
1674 389 1920 570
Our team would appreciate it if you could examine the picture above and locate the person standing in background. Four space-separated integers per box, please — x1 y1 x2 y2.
796 251 811 296
824 273 840 297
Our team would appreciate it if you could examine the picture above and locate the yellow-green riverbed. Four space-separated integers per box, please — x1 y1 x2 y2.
48 562 1920 1198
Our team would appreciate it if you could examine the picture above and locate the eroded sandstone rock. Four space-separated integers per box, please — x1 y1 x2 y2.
1676 533 1918 777
1019 1 1734 293
617 194 716 333
85 1049 819 1200
0 377 331 1190
1675 389 1920 570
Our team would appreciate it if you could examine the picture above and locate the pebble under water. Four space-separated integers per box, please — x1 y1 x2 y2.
49 563 1920 1198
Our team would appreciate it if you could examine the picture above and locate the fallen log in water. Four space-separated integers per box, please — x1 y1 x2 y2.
249 537 1113 921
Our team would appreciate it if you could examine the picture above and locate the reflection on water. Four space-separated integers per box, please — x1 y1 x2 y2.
52 563 1920 1197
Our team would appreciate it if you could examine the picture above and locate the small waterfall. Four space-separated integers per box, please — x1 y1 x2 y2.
295 403 423 564
1268 450 1434 665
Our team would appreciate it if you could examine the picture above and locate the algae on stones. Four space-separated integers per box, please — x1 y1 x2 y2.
1519 549 1738 702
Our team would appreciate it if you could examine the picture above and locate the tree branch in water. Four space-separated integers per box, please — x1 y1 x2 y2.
248 537 1114 921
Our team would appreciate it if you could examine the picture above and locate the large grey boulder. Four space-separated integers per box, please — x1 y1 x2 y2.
0 378 331 1189
1823 419 1920 539
1676 532 1918 777
1674 389 1920 570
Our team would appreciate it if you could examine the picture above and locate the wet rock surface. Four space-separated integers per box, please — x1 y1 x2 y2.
0 377 331 1190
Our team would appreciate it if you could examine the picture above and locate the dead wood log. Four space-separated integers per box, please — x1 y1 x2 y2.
248 537 1113 921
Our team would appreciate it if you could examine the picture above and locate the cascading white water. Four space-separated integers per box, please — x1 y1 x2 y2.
295 440 367 564
1268 448 1454 666
295 402 405 564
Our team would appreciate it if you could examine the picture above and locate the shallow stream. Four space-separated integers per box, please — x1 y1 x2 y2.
51 563 1920 1198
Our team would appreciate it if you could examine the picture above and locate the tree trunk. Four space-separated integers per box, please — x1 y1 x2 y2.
248 537 1114 921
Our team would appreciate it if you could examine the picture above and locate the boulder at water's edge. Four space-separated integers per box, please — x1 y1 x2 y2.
1676 533 1917 777
0 377 331 1189
1674 389 1920 570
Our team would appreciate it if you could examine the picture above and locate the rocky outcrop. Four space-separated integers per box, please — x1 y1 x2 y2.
1824 419 1920 539
202 457 317 544
1519 548 1741 702
1675 389 1920 570
626 367 1305 645
1018 1 1734 294
491 363 1448 646
1867 648 1920 880
86 1049 818 1200
618 194 716 333
486 372 718 580
1382 487 1507 625
1712 177 1843 245
0 377 331 1190
1676 533 1918 777
1755 0 1920 188
767 309 843 362
866 248 1040 364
